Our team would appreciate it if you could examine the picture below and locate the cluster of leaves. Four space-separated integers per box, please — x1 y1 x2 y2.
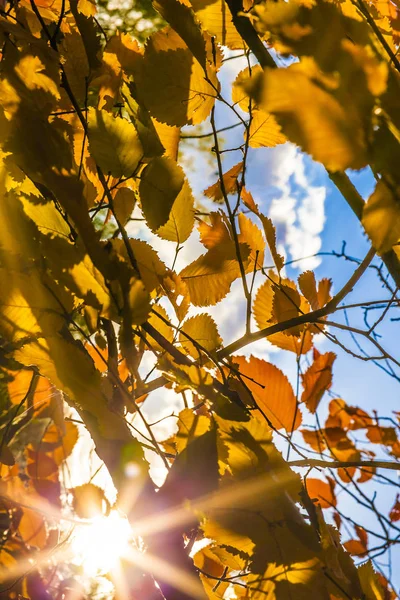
0 0 399 597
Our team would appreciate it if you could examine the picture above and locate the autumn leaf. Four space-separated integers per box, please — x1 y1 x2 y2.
139 156 194 239
204 162 243 203
232 355 301 432
180 242 250 306
87 108 143 178
362 180 400 254
245 62 368 171
305 477 336 509
301 350 336 413
133 27 218 127
344 525 368 557
72 484 109 519
180 313 222 356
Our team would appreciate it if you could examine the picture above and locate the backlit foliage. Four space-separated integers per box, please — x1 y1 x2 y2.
0 0 399 598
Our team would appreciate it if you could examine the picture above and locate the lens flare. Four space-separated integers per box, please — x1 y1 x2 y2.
70 510 133 577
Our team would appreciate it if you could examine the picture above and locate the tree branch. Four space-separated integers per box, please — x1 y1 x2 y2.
289 458 400 471
218 246 375 358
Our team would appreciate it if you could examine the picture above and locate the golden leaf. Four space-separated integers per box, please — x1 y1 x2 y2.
180 242 250 306
248 109 286 148
180 313 222 356
247 62 368 171
140 156 194 241
87 108 143 178
134 27 218 126
362 180 400 254
190 0 245 49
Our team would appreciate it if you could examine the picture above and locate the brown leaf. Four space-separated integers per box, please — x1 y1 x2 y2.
301 351 336 413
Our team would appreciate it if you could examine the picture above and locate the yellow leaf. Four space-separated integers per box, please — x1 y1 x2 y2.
174 408 212 453
134 27 218 127
248 108 286 148
180 313 222 356
272 284 302 328
253 278 312 353
128 278 151 325
342 40 388 97
60 25 90 104
241 189 284 272
362 180 400 254
232 65 262 111
113 186 136 226
115 239 167 293
139 156 194 241
14 54 60 99
153 0 209 68
358 561 386 600
247 62 368 171
157 179 195 243
238 212 265 273
153 119 181 161
87 108 143 178
233 355 301 432
77 0 97 16
298 270 319 309
147 305 175 352
180 242 250 306
190 0 245 49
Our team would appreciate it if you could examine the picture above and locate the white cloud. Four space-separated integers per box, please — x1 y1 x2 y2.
257 143 326 271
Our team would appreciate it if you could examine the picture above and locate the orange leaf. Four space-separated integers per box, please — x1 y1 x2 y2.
343 539 368 557
204 162 243 202
301 351 336 413
233 355 301 432
301 428 326 452
344 525 368 556
198 211 231 249
390 494 400 522
298 270 319 310
338 466 356 483
305 477 336 509
366 426 397 445
7 371 52 411
19 508 47 549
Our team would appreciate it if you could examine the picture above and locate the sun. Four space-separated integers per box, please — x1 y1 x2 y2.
70 510 133 577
